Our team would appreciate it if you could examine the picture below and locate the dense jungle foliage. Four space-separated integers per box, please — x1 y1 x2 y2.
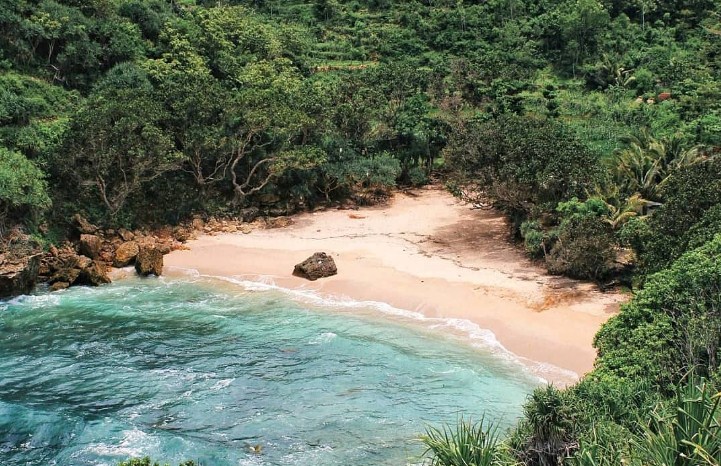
2 0 720 465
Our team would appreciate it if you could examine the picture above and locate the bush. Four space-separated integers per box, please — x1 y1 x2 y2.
594 235 721 391
406 165 429 187
520 220 549 258
545 216 616 281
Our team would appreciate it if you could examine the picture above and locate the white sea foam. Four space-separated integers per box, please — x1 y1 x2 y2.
163 269 579 384
309 332 337 345
76 428 157 461
211 378 235 390
7 293 61 307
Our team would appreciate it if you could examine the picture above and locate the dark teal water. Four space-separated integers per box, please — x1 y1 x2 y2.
0 276 537 465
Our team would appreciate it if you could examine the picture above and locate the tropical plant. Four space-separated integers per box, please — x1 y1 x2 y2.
512 385 579 466
633 377 721 465
612 129 711 202
570 426 627 466
421 417 505 466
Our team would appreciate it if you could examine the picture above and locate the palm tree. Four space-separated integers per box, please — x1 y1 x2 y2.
612 130 711 203
586 184 648 229
513 385 579 466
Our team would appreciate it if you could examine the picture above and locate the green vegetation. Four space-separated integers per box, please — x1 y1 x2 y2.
2 0 720 464
421 417 503 466
423 377 721 466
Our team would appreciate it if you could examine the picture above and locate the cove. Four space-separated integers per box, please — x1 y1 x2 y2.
0 276 537 465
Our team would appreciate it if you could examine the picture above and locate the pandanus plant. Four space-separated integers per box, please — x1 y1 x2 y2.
634 377 721 466
421 416 504 466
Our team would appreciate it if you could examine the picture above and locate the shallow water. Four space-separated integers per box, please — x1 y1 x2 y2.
0 276 537 465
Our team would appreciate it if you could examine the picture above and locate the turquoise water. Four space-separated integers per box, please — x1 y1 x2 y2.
0 276 537 465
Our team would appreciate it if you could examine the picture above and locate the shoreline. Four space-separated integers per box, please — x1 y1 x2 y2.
165 187 626 385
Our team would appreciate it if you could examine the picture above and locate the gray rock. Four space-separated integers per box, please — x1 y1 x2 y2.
241 207 260 223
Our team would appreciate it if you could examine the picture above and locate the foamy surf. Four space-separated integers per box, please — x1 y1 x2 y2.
164 267 578 385
1 276 534 465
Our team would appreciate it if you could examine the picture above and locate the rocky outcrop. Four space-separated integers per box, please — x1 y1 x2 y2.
45 249 110 289
135 247 163 276
78 260 111 286
79 234 102 259
173 226 192 242
293 252 337 281
71 214 98 235
113 241 139 267
0 254 41 297
118 228 134 242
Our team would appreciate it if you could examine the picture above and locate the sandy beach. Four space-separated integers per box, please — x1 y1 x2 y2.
166 187 625 384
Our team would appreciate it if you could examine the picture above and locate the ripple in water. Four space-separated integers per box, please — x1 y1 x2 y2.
0 277 537 465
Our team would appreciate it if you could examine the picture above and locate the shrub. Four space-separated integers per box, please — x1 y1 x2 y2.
594 235 721 391
545 216 616 281
407 165 429 187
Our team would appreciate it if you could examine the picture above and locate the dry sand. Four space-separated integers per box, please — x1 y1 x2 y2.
165 186 625 384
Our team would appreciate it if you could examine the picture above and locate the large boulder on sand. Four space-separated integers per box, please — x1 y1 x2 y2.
135 247 163 276
0 254 40 297
293 252 337 281
114 241 139 267
79 234 102 259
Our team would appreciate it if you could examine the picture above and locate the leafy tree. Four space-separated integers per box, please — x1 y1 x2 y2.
444 114 602 224
0 147 51 233
59 63 181 218
545 199 617 280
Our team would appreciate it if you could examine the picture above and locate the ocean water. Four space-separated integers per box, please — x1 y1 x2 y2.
0 274 539 466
